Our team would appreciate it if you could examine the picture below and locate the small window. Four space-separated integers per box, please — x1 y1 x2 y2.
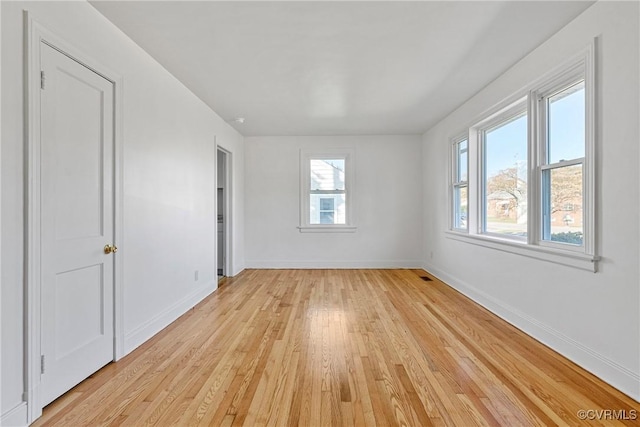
451 137 468 230
300 149 356 232
310 159 345 225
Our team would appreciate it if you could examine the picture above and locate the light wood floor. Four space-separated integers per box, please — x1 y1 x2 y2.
35 269 639 426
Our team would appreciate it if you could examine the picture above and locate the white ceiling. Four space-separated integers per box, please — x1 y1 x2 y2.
90 1 594 136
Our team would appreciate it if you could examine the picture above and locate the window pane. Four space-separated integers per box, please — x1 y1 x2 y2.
454 185 467 229
548 81 585 163
310 159 345 191
319 198 334 211
457 140 468 182
543 164 583 245
310 193 345 225
484 112 528 238
319 212 334 224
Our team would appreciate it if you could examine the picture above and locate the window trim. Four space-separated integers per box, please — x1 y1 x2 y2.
447 41 598 271
299 148 357 233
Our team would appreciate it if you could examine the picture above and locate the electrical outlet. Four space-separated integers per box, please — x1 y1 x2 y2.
194 270 199 281
430 251 434 259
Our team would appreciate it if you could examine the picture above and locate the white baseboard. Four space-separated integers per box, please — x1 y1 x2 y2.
423 262 640 403
230 265 245 277
123 282 218 355
245 260 424 269
1 402 28 427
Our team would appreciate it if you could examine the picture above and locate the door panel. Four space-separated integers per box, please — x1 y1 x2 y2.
54 67 105 241
54 265 104 358
40 42 115 406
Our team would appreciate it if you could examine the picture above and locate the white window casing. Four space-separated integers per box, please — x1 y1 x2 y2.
299 148 356 233
447 41 598 272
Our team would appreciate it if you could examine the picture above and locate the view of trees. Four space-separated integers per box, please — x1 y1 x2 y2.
486 166 526 210
486 164 582 215
547 165 582 214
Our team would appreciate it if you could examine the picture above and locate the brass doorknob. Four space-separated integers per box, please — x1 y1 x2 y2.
104 244 118 254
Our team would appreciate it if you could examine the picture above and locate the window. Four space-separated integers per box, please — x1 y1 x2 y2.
539 80 586 246
480 104 528 239
447 44 596 271
310 159 345 225
300 149 356 232
451 137 468 230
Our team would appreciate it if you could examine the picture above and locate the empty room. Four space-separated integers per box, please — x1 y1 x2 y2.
1 1 639 426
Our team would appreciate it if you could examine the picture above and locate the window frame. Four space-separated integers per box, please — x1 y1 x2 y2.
534 71 592 254
446 42 598 271
299 148 356 233
450 135 469 232
476 98 529 241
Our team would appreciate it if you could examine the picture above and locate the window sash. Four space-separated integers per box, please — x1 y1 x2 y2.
452 183 468 230
310 158 346 191
540 161 584 246
538 78 586 168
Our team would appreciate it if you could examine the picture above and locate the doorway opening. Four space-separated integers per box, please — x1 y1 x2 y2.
217 147 231 281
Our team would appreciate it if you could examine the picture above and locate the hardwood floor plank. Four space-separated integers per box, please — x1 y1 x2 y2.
33 269 640 426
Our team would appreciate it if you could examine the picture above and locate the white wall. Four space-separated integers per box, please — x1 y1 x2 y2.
422 1 639 401
0 1 4 421
1 1 245 424
245 135 423 268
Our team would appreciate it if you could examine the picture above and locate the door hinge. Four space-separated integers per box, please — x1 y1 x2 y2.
41 355 45 374
40 71 46 90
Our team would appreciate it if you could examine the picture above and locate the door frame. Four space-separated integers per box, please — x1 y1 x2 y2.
24 13 124 422
216 144 233 277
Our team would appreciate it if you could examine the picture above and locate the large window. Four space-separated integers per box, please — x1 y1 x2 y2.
481 106 528 238
300 149 355 232
448 45 596 271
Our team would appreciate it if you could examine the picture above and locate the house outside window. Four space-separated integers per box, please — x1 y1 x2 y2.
318 197 336 224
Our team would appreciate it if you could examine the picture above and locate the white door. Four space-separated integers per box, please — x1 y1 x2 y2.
40 42 115 406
